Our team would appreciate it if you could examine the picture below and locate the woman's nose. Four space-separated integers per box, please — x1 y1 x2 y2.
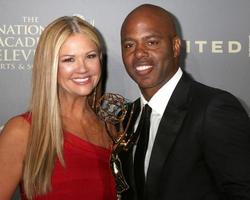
77 58 87 72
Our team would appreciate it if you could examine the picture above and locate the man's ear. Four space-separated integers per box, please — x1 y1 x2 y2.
173 36 181 58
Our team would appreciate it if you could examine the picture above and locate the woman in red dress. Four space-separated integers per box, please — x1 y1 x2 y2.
0 16 116 200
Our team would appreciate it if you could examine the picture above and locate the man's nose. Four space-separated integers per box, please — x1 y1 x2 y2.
134 44 148 59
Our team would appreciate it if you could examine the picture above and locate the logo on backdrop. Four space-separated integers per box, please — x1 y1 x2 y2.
0 16 42 71
186 37 250 57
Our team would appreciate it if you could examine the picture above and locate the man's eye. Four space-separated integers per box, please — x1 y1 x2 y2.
62 57 75 62
147 40 159 46
123 43 134 49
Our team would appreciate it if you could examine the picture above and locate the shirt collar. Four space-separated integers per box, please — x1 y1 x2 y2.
140 67 183 115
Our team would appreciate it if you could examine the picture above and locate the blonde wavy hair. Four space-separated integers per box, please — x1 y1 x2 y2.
23 16 103 199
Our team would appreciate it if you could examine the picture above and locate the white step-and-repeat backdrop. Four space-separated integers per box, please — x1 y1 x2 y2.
1 0 250 128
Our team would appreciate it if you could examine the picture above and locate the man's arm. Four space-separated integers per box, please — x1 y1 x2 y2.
203 92 250 199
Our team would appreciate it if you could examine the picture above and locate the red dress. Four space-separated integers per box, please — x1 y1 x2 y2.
20 113 116 200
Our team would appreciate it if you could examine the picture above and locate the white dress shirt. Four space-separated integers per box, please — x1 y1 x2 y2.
134 67 183 178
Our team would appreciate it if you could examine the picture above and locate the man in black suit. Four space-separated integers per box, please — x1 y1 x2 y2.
119 4 250 200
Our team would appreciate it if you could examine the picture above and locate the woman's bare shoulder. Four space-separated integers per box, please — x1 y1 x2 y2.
0 115 30 151
0 115 30 199
1 115 29 134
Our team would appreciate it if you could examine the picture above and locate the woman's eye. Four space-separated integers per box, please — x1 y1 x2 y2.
87 54 97 59
62 57 75 62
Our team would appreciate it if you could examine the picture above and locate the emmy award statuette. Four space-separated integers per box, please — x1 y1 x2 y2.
96 93 135 200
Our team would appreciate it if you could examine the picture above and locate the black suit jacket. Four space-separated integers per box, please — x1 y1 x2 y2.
120 73 250 200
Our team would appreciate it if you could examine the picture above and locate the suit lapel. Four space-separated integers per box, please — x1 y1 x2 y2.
145 74 192 199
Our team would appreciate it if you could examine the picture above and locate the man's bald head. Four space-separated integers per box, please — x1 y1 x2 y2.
121 4 177 38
